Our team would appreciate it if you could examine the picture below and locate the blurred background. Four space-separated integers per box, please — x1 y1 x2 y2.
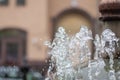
0 0 101 80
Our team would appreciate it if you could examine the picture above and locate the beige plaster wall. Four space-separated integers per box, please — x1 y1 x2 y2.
0 0 100 63
49 0 99 18
0 0 49 61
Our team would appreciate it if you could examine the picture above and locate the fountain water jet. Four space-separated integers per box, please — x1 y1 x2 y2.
94 29 119 80
45 25 119 80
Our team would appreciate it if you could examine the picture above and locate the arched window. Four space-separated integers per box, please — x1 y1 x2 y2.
17 0 25 6
0 0 8 5
0 29 27 66
53 9 95 59
53 9 94 36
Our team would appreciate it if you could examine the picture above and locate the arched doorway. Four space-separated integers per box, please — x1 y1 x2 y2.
0 28 27 66
53 8 95 59
53 8 95 36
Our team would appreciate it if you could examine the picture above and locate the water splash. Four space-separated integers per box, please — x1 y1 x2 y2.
45 27 75 80
75 26 93 80
101 29 119 80
94 29 119 80
45 26 119 80
94 34 106 79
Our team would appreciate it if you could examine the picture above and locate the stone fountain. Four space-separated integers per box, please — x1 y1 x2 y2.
99 0 120 79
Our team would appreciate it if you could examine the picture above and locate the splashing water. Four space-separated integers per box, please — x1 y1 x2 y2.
94 29 119 80
94 34 106 79
45 26 119 80
45 27 76 80
101 29 119 80
75 26 93 80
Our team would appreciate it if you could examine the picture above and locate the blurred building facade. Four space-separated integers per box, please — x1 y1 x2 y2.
0 0 100 75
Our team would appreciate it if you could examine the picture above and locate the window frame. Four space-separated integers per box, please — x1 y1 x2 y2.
16 0 25 6
0 0 8 6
